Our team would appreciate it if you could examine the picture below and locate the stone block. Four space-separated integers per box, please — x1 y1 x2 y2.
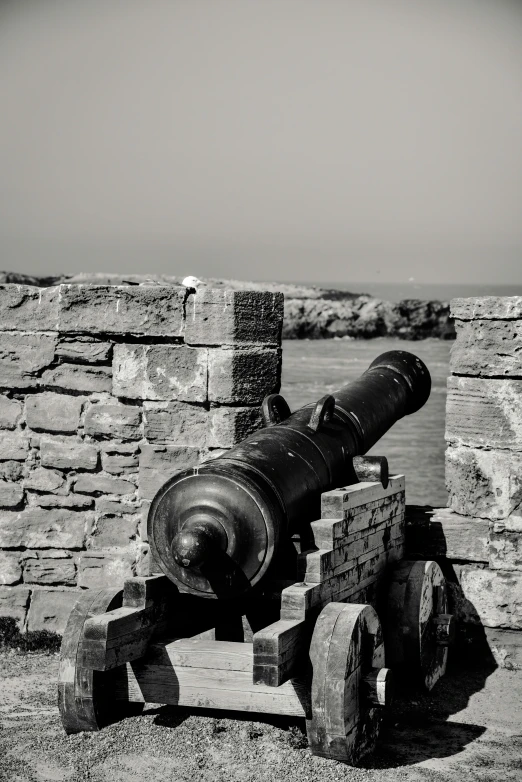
0 396 22 429
26 588 79 635
0 481 24 508
139 500 151 542
405 505 489 562
0 586 30 628
138 444 202 500
24 553 76 585
95 498 139 516
489 530 522 571
446 445 522 520
77 550 135 589
143 402 262 448
101 452 139 474
0 333 57 388
33 493 94 509
0 509 89 549
100 442 139 455
89 515 138 548
56 336 112 364
457 565 522 629
41 364 112 394
84 402 142 440
73 474 136 496
57 284 185 336
485 628 522 670
24 467 66 492
0 285 59 331
40 437 98 470
25 392 84 434
0 461 24 482
451 296 522 320
451 320 522 377
208 347 281 404
112 343 207 402
446 377 522 450
0 552 22 585
0 432 29 461
184 289 283 346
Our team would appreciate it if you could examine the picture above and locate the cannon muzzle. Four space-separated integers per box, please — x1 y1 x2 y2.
149 350 430 598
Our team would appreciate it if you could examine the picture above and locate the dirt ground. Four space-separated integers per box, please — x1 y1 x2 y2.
0 651 521 782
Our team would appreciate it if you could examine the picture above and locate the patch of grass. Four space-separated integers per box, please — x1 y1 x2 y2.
283 724 308 750
0 616 61 653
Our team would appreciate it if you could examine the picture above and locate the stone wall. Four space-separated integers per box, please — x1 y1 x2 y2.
407 296 522 670
0 284 283 635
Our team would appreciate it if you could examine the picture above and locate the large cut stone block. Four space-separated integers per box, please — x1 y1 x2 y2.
446 377 522 451
73 474 136 496
489 528 522 571
143 402 262 448
113 344 208 402
451 296 522 320
40 437 98 470
23 553 76 585
0 481 24 508
405 505 489 562
446 445 522 520
88 515 138 548
41 364 112 394
184 289 283 346
457 565 522 629
84 402 142 440
77 550 135 588
451 320 522 377
55 336 112 364
0 509 90 549
101 452 139 475
208 347 281 404
0 552 22 585
0 432 29 461
0 285 59 331
26 588 79 635
57 285 185 336
25 392 84 434
0 396 22 429
0 333 57 388
138 444 202 500
0 586 30 628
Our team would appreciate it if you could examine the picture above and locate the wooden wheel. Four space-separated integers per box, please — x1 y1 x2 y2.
307 602 393 765
384 560 455 691
58 587 144 734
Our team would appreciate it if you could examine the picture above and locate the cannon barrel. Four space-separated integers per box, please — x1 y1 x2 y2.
148 350 431 598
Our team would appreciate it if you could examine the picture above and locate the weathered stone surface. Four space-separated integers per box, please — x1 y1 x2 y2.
58 285 185 336
113 344 207 402
73 474 136 496
405 505 489 562
0 333 57 388
84 403 142 440
446 446 522 520
457 565 522 629
95 498 139 515
25 392 84 433
41 364 112 394
451 296 522 321
451 320 522 377
100 442 139 455
489 530 522 571
143 402 262 448
0 432 29 461
89 515 138 548
0 285 59 331
139 500 151 542
33 493 94 509
0 509 89 549
0 395 22 429
485 627 522 670
184 289 283 346
0 586 30 627
208 347 281 404
446 377 522 450
0 481 24 508
24 467 65 492
26 588 79 634
101 452 139 474
0 552 22 584
0 461 24 481
56 336 112 364
492 515 522 533
78 550 134 588
24 553 76 585
40 437 98 470
138 445 202 500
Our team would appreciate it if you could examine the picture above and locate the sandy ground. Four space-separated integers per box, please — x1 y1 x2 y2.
0 651 521 782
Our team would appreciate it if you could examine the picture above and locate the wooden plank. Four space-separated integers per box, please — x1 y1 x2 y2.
149 638 254 672
320 476 405 518
253 619 308 686
122 574 177 609
311 496 404 549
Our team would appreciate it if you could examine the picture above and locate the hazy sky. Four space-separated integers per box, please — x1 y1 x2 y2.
1 0 521 284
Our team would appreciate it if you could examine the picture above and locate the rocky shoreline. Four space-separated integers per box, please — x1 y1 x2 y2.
0 271 454 340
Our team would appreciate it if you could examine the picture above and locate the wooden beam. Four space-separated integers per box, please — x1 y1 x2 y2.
253 618 309 686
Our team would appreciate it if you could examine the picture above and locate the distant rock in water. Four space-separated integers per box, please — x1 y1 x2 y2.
0 270 454 340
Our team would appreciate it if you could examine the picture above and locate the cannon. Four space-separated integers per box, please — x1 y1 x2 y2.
58 350 455 764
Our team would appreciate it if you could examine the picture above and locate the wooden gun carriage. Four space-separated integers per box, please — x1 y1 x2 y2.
58 351 454 765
